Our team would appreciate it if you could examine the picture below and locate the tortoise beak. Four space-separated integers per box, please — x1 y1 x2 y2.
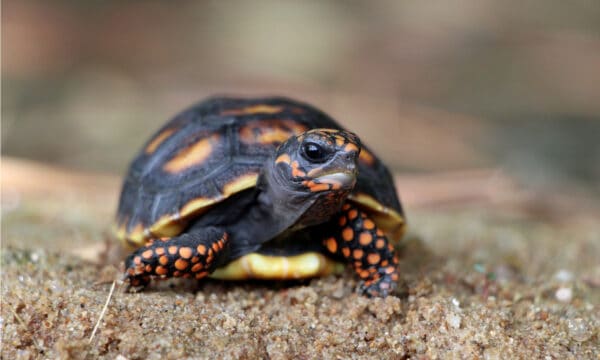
314 171 357 189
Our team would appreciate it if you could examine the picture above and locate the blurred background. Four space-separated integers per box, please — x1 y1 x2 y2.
3 0 600 202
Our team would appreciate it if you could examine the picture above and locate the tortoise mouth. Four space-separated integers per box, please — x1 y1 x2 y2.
313 171 357 189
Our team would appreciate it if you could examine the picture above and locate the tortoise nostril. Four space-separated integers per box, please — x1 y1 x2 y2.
345 151 358 163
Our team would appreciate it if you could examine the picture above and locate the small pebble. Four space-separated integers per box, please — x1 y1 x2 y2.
446 312 461 329
555 287 572 303
451 297 460 309
553 269 574 283
567 318 592 342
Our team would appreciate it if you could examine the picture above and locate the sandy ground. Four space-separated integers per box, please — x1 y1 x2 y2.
1 158 599 359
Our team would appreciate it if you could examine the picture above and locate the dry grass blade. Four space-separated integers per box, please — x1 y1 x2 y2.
88 280 117 344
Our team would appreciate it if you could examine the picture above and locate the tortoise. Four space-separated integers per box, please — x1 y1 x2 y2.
115 97 406 297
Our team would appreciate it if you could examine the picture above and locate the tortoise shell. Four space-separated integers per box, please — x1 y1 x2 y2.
115 97 405 251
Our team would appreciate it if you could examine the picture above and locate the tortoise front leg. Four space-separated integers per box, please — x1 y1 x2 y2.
124 226 229 289
321 204 400 297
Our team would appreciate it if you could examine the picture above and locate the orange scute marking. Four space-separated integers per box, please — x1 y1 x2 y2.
197 245 207 255
145 128 176 154
359 149 375 165
155 247 165 255
221 104 283 116
175 259 189 271
179 247 193 259
348 209 358 220
325 237 338 253
353 249 364 259
191 263 203 272
363 219 375 230
375 239 386 249
159 255 169 266
239 119 307 145
359 232 373 246
163 134 218 173
385 266 396 274
141 249 153 259
259 128 294 144
168 246 178 255
155 266 168 276
344 143 359 153
342 227 354 242
367 253 381 265
342 247 350 257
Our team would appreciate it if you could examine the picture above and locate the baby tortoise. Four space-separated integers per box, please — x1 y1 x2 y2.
115 97 406 297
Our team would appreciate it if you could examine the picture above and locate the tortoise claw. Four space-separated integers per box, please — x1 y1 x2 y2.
123 254 151 292
123 272 151 292
358 273 398 298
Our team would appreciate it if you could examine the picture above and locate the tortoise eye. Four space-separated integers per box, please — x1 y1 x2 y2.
302 142 328 162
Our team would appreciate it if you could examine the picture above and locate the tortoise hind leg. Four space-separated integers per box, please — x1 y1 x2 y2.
124 226 229 289
321 203 400 297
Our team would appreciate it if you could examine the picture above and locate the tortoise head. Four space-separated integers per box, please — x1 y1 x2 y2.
272 129 360 193
259 128 361 226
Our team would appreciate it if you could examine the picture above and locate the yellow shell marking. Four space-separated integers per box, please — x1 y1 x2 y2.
359 149 375 166
179 197 222 220
210 252 345 280
348 192 406 241
221 104 283 116
148 213 186 240
222 173 259 196
240 120 308 145
147 174 259 240
257 128 294 144
123 223 146 247
163 134 219 174
145 128 176 154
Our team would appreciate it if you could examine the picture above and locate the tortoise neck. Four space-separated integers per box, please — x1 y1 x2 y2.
257 165 343 231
